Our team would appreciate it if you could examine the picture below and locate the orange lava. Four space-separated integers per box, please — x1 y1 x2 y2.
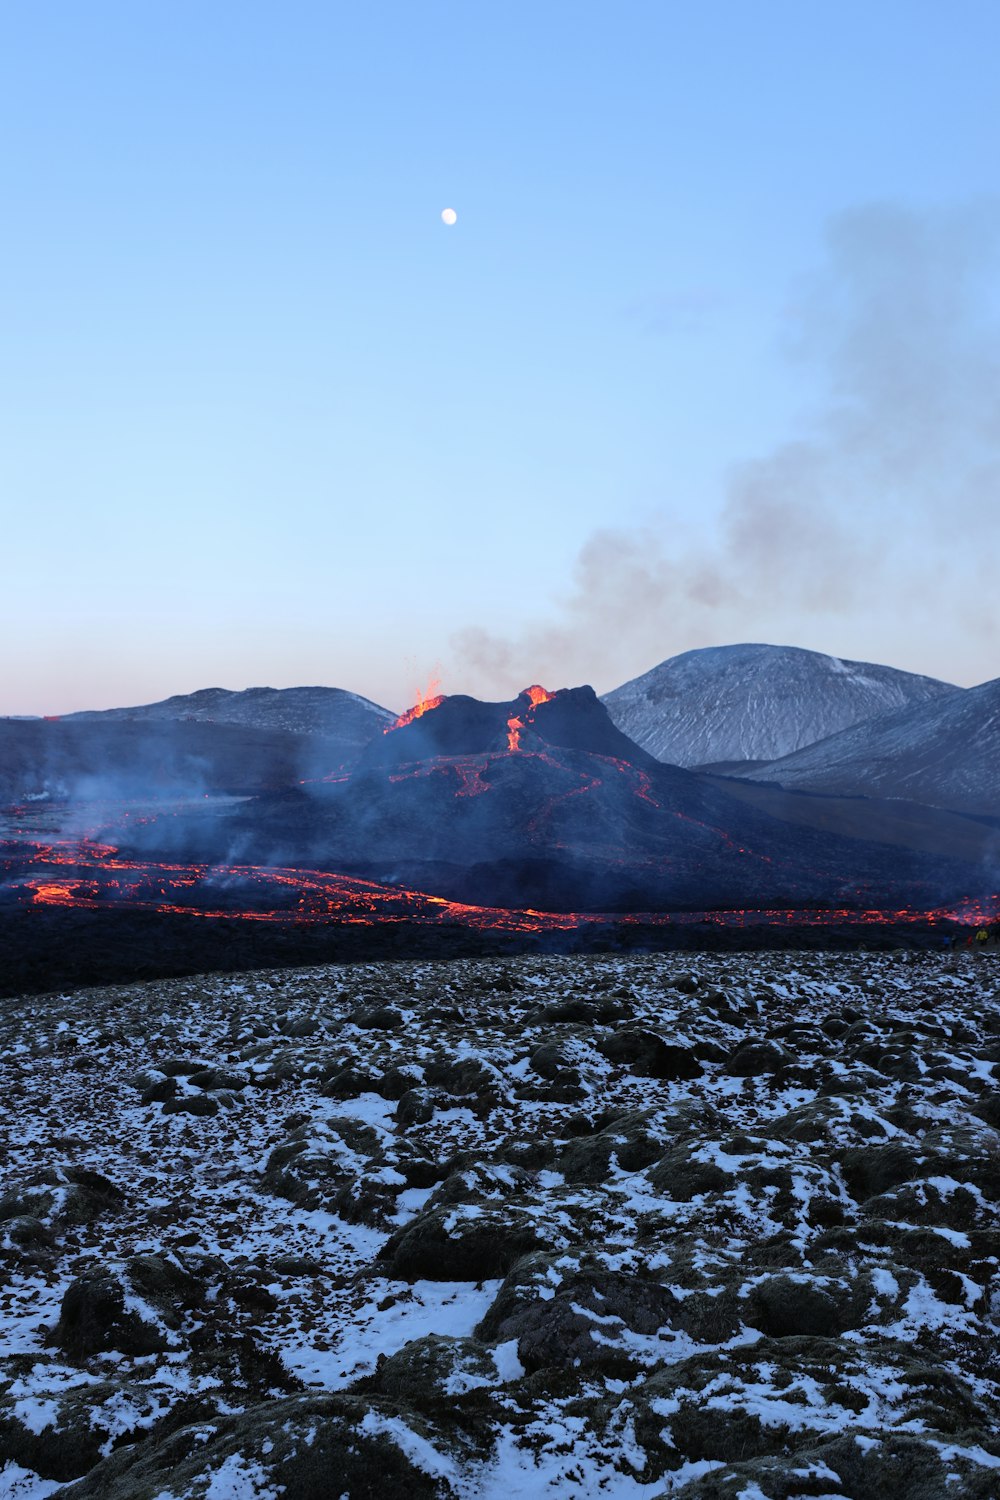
523 685 555 706
388 678 446 732
3 834 997 936
31 881 77 905
507 717 524 752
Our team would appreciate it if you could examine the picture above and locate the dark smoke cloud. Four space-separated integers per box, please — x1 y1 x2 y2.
453 202 1000 692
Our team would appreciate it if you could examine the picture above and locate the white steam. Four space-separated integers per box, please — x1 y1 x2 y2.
453 201 1000 692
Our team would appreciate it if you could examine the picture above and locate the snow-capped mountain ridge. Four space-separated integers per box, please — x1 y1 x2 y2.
601 643 958 767
736 674 1000 815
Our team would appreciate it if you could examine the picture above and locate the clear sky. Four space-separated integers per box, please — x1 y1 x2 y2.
2 1 999 714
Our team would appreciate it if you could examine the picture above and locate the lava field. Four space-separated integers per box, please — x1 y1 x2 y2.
2 681 998 1003
3 949 1000 1497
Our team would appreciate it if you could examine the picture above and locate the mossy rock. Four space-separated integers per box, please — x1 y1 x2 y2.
55 1394 458 1499
724 1039 792 1076
558 1108 677 1184
743 1271 867 1339
668 1431 1000 1500
53 1263 182 1357
477 1261 680 1377
162 1094 219 1118
597 1028 701 1080
372 1334 498 1402
379 1205 554 1281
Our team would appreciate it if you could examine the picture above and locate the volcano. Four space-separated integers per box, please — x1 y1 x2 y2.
367 684 644 766
118 684 995 915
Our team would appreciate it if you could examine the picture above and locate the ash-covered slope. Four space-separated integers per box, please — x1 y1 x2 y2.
65 684 393 749
737 673 1000 815
126 684 992 914
602 643 957 766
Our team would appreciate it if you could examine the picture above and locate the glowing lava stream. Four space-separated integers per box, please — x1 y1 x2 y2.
2 837 997 935
389 683 556 740
388 678 446 732
507 686 555 751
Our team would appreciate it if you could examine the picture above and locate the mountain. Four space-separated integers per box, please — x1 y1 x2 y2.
735 674 1000 816
121 684 993 915
601 644 957 767
64 685 393 750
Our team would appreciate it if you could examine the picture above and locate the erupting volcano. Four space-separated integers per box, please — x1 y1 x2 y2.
387 678 447 732
3 680 998 997
27 682 993 921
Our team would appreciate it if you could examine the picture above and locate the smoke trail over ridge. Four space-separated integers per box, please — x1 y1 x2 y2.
454 201 1000 692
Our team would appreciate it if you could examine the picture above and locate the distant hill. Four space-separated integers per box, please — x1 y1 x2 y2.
64 685 393 752
735 675 1000 816
601 644 957 767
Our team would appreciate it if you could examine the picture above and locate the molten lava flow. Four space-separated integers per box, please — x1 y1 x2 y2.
2 800 998 940
1 831 997 936
31 881 77 905
504 687 554 751
388 756 491 797
388 677 446 732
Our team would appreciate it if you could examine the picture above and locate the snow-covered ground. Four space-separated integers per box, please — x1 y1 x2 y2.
2 950 1000 1497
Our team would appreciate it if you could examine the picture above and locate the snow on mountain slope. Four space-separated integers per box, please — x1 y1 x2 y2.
65 685 393 746
601 643 957 767
737 673 1000 815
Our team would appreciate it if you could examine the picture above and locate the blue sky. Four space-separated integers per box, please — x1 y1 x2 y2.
2 1 999 713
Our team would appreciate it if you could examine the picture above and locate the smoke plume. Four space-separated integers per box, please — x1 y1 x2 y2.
453 202 1000 692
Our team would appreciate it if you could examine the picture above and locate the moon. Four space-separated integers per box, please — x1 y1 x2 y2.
441 207 457 226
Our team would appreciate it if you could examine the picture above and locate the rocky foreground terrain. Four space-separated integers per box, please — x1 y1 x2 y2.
3 950 1000 1498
